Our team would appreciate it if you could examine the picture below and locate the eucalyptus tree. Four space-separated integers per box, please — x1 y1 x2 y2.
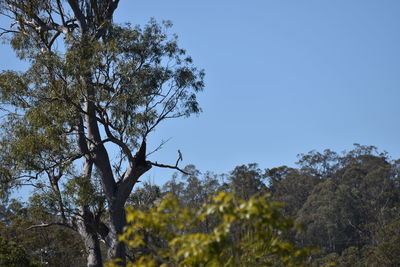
228 163 267 200
0 1 204 266
296 146 399 255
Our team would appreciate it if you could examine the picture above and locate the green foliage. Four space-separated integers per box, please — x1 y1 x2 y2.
362 220 400 266
266 166 320 217
0 17 204 198
228 163 267 200
0 143 399 266
128 182 162 210
107 192 311 267
0 237 40 267
0 1 206 265
0 199 85 266
296 149 398 254
163 165 221 209
63 175 105 207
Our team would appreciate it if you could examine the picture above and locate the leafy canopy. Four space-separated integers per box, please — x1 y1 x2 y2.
0 19 204 198
107 192 312 267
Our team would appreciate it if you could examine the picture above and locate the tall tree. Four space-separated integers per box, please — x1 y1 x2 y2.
0 1 204 266
227 163 267 200
266 166 320 217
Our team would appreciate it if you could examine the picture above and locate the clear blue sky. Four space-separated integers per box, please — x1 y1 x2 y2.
1 1 400 185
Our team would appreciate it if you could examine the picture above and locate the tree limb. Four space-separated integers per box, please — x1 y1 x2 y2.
67 0 88 34
26 222 75 231
93 0 120 39
149 161 189 175
0 27 19 37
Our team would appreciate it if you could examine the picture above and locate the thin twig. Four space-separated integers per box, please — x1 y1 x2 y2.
0 27 19 37
146 138 172 157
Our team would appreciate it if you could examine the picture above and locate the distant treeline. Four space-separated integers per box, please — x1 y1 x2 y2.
1 144 399 266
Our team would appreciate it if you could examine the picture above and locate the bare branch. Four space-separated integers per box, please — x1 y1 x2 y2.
47 31 61 50
44 153 85 172
101 111 134 163
26 222 75 231
0 26 19 37
56 0 67 26
47 171 68 223
15 183 48 189
13 174 41 181
146 138 172 157
149 161 189 175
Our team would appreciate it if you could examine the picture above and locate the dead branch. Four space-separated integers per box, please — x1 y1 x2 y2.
26 222 75 231
149 161 189 175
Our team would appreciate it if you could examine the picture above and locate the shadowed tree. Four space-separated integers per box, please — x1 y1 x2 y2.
296 149 340 179
0 237 39 267
228 163 267 200
0 198 86 266
0 1 204 266
266 166 320 217
296 146 399 255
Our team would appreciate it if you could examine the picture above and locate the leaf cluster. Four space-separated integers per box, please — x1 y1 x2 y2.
108 192 311 267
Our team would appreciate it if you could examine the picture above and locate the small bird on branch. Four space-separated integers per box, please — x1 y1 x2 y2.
178 149 183 161
176 149 183 166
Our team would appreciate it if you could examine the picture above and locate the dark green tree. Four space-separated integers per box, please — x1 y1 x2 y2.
0 1 204 266
227 163 267 200
0 237 39 267
266 166 320 217
128 182 162 210
0 198 86 266
296 149 340 179
296 146 399 255
363 220 400 266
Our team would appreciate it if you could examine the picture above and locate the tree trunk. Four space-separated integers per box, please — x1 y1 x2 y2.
104 164 152 263
75 157 104 266
76 206 103 267
106 205 127 265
